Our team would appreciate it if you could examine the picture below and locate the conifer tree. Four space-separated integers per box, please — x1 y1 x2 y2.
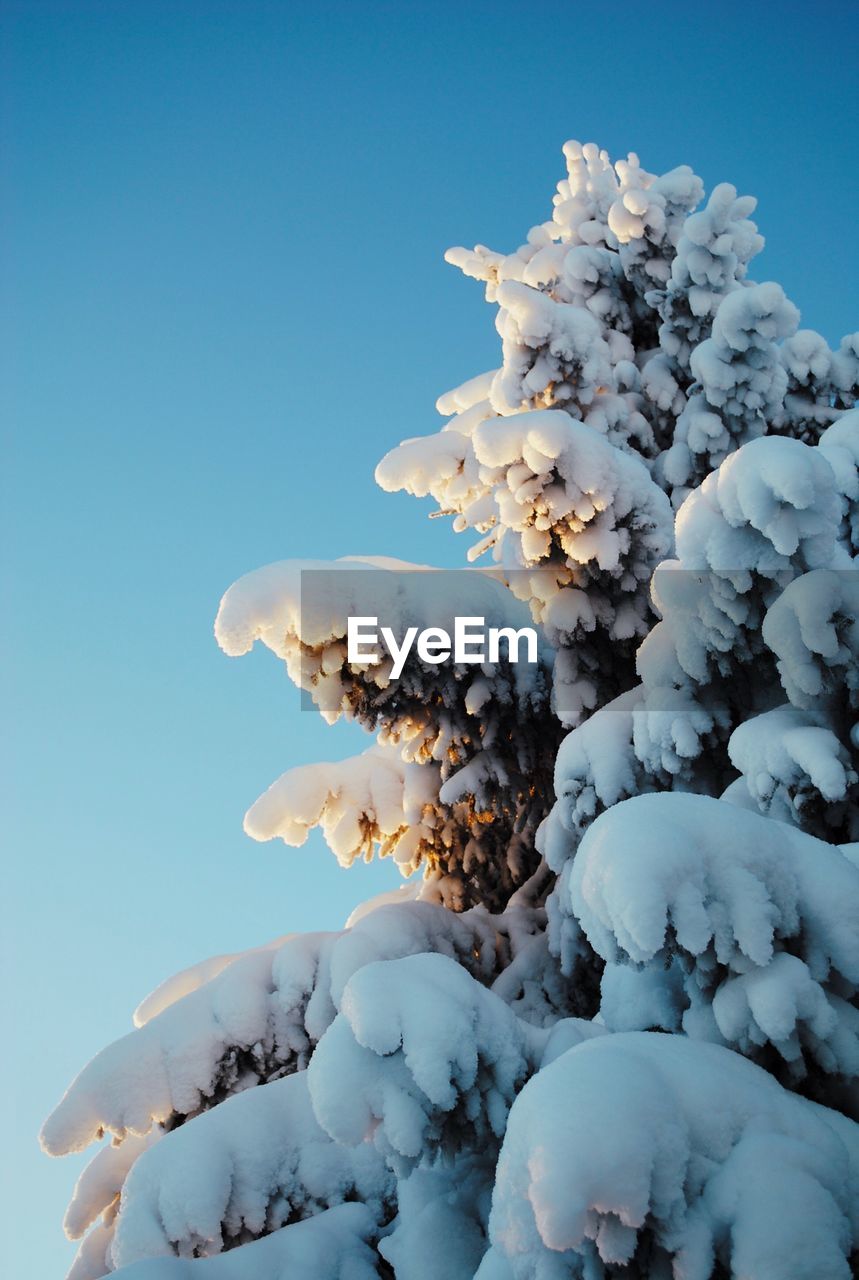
44 140 859 1280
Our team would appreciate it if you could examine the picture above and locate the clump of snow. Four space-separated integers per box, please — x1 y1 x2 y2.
481 1032 859 1279
568 792 859 1085
819 407 859 554
105 1204 380 1279
308 954 537 1171
111 1073 392 1266
763 568 859 713
728 703 857 839
243 746 441 873
653 182 763 373
215 559 557 907
41 902 503 1156
378 1155 492 1280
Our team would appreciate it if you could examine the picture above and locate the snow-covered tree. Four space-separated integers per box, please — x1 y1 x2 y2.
44 140 859 1280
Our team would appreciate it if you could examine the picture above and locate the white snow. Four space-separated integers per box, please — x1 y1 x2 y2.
44 135 859 1280
481 1032 858 1279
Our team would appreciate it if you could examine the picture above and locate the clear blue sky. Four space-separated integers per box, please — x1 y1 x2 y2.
2 0 857 1273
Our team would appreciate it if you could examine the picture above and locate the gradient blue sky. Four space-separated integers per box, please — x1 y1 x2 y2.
3 0 858 1272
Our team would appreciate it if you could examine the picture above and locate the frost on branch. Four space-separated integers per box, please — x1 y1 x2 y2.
480 1032 859 1280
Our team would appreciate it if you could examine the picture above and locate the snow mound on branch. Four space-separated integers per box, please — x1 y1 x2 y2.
379 411 673 703
728 703 857 837
65 1130 163 1242
819 407 859 554
42 903 500 1156
133 953 247 1029
539 687 649 873
111 1072 392 1266
105 1204 379 1280
536 688 665 976
215 558 534 670
665 282 798 490
41 940 289 1156
638 434 842 709
214 555 550 764
244 746 441 873
693 283 798 427
470 409 671 586
781 328 832 387
569 793 859 1082
571 792 859 975
67 1221 117 1280
216 558 558 907
763 569 859 713
674 434 838 572
308 953 537 1171
215 557 384 658
436 369 498 418
831 332 859 402
242 742 559 900
653 182 763 376
378 1155 493 1280
480 1032 859 1280
490 282 611 414
468 407 672 725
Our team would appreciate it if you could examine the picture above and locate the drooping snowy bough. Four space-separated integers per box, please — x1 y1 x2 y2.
45 140 859 1279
